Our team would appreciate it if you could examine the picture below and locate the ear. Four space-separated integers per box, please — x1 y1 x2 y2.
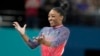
60 16 64 21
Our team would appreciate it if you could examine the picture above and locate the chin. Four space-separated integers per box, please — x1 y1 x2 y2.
50 24 55 27
50 24 54 27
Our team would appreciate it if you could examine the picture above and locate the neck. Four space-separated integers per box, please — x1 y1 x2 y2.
53 24 63 28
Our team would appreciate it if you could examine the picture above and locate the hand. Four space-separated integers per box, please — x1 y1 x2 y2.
36 35 51 46
13 22 27 35
36 35 45 44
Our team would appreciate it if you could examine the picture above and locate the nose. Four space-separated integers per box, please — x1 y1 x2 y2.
48 17 52 21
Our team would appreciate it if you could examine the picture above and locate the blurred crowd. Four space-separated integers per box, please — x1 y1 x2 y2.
24 0 100 28
1 0 100 28
69 0 100 26
25 0 65 28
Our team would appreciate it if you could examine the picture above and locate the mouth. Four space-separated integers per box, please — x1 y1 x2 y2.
49 20 54 24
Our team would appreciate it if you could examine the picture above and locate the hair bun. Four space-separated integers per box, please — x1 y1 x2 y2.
60 0 69 10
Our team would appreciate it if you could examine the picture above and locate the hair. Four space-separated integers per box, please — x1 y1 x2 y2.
52 7 65 17
51 7 66 22
51 1 69 22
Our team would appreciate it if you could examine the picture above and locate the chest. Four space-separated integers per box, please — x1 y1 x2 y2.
42 29 60 41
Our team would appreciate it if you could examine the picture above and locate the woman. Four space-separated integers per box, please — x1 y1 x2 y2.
13 7 70 56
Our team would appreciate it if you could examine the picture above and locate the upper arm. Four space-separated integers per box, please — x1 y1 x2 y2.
50 28 70 47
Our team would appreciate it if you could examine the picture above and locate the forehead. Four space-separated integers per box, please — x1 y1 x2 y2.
48 9 60 15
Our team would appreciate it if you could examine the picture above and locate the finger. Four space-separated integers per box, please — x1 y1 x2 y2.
35 38 38 40
13 24 18 29
38 37 43 41
23 24 27 28
13 22 20 27
12 24 16 27
14 27 17 29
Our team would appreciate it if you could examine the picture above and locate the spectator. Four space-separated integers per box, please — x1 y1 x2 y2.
75 0 89 14
25 0 40 28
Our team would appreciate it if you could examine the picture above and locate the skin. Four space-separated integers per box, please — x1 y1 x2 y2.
13 9 64 47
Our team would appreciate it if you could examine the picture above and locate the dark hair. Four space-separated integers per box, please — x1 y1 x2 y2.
52 7 65 17
51 0 69 22
52 7 66 22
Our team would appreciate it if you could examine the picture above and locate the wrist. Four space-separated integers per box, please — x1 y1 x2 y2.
20 33 25 36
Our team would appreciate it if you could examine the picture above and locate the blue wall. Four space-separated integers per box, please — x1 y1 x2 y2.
63 26 100 56
0 28 41 56
0 26 100 56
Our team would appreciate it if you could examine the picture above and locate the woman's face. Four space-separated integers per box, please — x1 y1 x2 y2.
48 9 63 27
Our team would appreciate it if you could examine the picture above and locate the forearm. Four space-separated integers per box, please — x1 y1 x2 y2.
20 33 33 48
20 33 29 43
20 34 39 49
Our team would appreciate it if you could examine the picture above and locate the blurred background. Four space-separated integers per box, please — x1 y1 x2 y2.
0 0 100 56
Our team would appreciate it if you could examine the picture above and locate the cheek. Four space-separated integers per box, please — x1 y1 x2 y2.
53 18 58 22
55 17 60 22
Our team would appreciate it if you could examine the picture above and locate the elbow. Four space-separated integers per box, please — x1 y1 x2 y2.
29 46 34 49
27 40 37 49
27 43 35 49
28 44 36 49
28 44 38 49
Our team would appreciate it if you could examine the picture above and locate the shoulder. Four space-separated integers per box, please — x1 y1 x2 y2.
64 26 70 32
60 26 70 34
41 27 51 31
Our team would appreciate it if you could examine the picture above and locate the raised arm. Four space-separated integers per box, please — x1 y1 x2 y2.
13 22 40 49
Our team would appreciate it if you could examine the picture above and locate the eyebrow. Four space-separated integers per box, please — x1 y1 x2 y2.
49 13 55 15
48 14 55 16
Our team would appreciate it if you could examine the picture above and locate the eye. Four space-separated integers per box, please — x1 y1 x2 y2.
52 16 55 17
